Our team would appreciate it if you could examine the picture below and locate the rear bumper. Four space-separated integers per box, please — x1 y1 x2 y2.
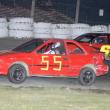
96 64 109 76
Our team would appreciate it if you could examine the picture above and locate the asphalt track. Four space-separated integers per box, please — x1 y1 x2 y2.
0 37 110 90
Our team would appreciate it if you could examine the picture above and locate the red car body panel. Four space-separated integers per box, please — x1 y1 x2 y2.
0 39 108 77
78 42 102 48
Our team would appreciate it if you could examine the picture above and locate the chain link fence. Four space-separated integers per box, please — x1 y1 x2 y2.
0 0 109 24
0 0 74 23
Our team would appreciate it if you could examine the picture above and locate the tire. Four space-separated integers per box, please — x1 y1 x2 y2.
8 64 27 84
79 67 96 86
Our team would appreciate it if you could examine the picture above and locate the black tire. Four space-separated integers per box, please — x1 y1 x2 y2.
79 67 96 86
8 64 27 84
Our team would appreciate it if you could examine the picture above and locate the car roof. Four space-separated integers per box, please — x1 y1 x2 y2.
79 33 110 36
30 38 95 54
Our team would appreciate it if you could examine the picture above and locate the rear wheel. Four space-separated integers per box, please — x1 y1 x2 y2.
8 64 27 83
79 67 96 86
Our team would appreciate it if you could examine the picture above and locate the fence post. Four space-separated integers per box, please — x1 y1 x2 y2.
75 0 80 23
31 0 36 20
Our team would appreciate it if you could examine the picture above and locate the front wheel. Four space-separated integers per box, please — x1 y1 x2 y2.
8 64 27 84
79 67 96 86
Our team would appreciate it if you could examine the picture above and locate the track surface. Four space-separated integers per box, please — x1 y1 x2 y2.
0 75 110 91
0 37 110 90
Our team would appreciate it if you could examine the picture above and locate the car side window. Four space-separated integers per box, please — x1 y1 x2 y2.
66 42 84 54
37 43 53 54
92 36 108 44
37 42 66 55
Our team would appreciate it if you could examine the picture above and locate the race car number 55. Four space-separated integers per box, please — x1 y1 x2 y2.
41 56 62 71
100 45 110 56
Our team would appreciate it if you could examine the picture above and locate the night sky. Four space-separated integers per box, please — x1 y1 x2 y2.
79 0 110 25
51 0 110 25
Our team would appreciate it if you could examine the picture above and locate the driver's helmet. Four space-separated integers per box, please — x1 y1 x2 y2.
52 42 61 49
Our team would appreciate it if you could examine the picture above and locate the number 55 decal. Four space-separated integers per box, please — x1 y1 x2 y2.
100 45 110 56
53 56 62 71
41 56 62 71
41 56 49 70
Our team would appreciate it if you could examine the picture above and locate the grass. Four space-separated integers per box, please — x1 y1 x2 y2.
0 86 110 110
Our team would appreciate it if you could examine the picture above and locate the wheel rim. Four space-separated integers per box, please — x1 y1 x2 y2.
12 66 25 81
82 71 94 84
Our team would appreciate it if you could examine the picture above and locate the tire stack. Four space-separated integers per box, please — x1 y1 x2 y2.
34 22 52 38
71 23 91 39
91 25 108 33
51 24 71 39
9 17 34 39
0 18 8 38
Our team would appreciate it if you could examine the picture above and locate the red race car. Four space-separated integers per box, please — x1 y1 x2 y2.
0 38 108 85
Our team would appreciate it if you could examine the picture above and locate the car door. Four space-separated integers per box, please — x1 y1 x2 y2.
31 40 70 76
65 41 88 77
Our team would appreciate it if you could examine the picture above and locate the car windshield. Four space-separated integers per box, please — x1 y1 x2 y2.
75 34 96 43
13 39 47 52
75 33 110 43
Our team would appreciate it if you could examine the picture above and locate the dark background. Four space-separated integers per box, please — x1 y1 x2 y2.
0 0 110 25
